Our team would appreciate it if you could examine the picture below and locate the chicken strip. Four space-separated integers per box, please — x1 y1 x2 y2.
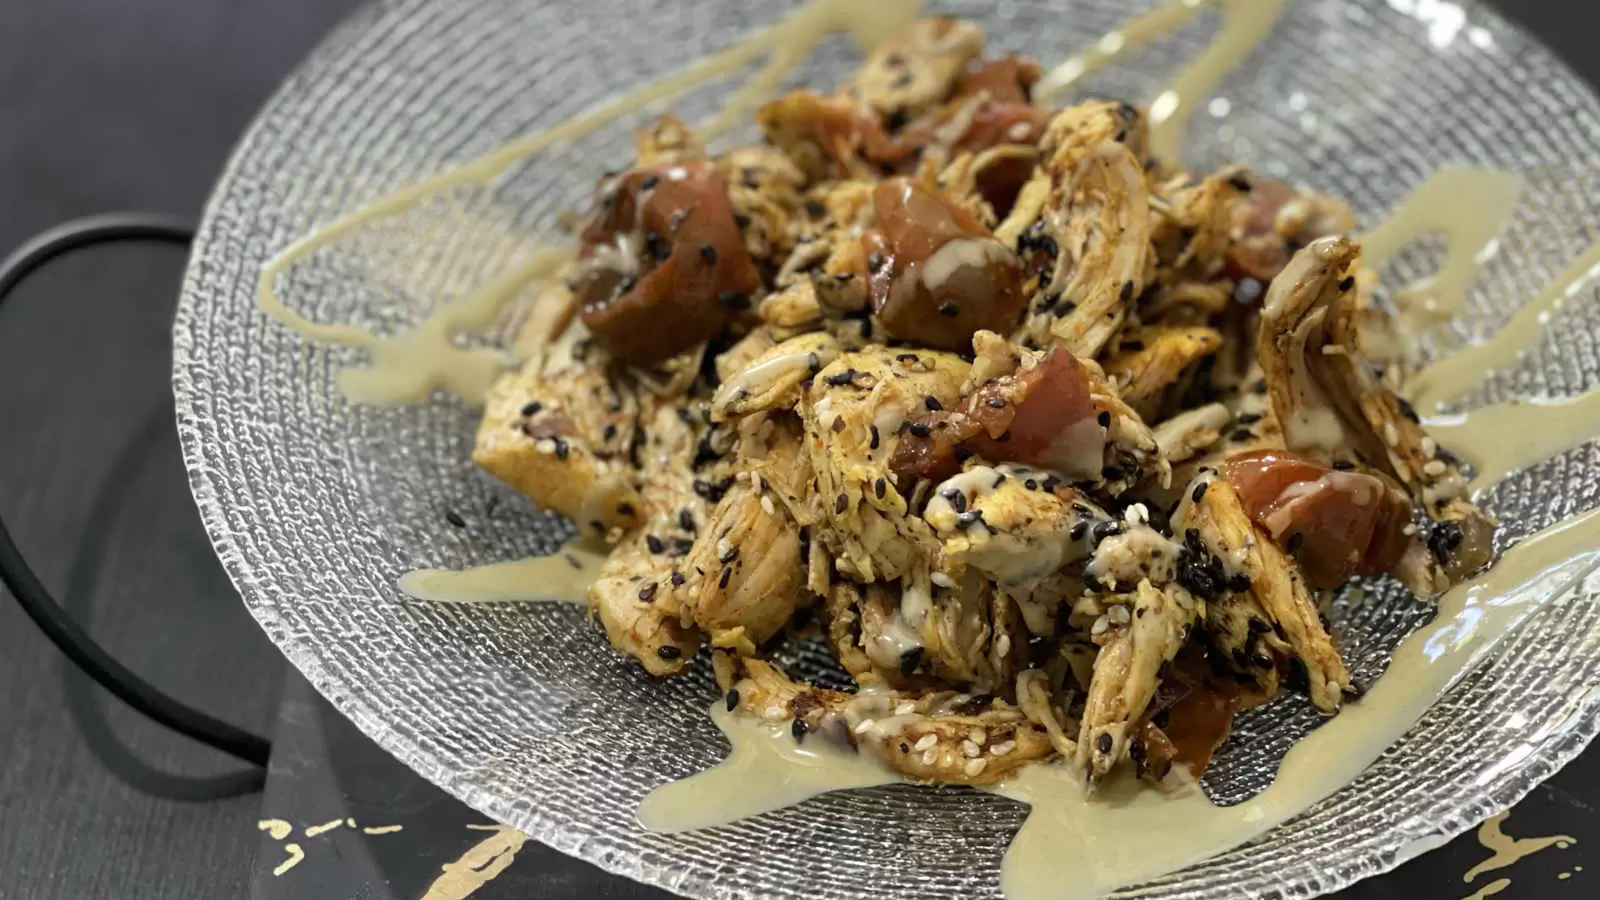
1258 236 1493 586
475 320 644 539
1173 474 1350 712
847 17 985 120
1101 324 1223 421
1075 579 1199 779
715 654 1055 785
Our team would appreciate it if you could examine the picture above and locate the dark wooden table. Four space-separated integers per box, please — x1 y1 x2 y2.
1 2 1596 898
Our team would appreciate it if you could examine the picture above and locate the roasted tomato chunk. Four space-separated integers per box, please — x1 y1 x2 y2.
1222 449 1412 588
864 177 1025 351
573 162 760 365
892 348 1102 482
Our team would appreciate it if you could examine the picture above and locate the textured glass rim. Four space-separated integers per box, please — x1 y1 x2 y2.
172 1 1600 897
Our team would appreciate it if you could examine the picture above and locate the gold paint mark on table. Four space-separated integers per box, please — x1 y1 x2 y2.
1462 877 1510 900
420 825 531 900
1463 812 1574 884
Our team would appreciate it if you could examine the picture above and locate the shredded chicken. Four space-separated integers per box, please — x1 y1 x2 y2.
467 15 1497 787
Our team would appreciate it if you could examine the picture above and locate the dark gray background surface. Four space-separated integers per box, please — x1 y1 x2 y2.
0 2 1596 899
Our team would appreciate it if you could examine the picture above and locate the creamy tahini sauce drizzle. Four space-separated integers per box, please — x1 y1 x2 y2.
1424 387 1600 492
1411 238 1600 414
399 539 605 604
1035 0 1287 163
1360 168 1523 324
636 701 902 832
262 245 571 406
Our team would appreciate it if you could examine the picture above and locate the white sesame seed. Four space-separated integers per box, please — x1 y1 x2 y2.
895 702 917 716
968 727 987 745
990 740 1016 756
996 634 1011 658
1091 615 1111 636
921 748 939 766
914 733 939 752
931 572 956 588
1421 436 1437 458
1384 423 1400 446
854 719 876 735
963 740 982 757
1109 605 1131 625
1125 503 1149 526
760 495 776 515
1403 523 1418 536
964 758 988 777
763 705 785 720
1423 459 1447 477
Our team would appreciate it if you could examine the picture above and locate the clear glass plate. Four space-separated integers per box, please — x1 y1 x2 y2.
172 1 1600 896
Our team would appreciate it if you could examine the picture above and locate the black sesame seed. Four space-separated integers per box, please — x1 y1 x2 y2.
1095 733 1113 754
1102 465 1125 481
656 645 682 660
899 646 924 677
639 173 660 191
868 251 885 272
602 423 618 441
835 493 848 514
875 477 887 499
807 352 821 374
1231 429 1255 442
725 689 740 712
718 567 733 589
553 438 571 461
937 301 960 317
792 718 809 741
671 571 686 587
717 291 751 310
1054 301 1077 317
1192 482 1209 503
908 422 932 438
825 369 857 387
1332 460 1355 470
1229 573 1252 593
638 583 658 602
1096 411 1111 428
957 509 986 529
1119 281 1135 302
1225 173 1253 192
1338 275 1356 292
646 535 665 554
700 243 718 265
985 397 1007 409
925 396 944 411
1236 412 1262 424
1025 478 1039 490
954 445 973 463
520 401 543 417
869 425 881 450
945 489 968 514
719 546 740 564
1092 520 1124 543
644 232 670 261
1286 532 1305 554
